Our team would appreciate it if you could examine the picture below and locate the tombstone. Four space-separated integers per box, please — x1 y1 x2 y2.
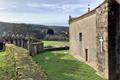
24 39 28 49
31 43 38 56
31 42 44 56
17 39 21 47
21 39 24 48
0 41 4 51
20 34 24 47
13 39 17 45
27 39 32 54
2 32 7 38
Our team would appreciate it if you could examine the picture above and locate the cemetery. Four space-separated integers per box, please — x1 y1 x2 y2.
0 37 103 80
0 0 120 80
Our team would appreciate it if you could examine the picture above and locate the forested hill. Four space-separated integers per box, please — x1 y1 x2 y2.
0 22 68 40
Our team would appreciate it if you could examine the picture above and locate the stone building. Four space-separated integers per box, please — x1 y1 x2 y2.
69 0 120 80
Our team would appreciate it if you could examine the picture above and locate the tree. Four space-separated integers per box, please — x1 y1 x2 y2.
12 24 32 34
47 29 54 35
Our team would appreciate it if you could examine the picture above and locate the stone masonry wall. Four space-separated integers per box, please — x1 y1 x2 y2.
69 13 97 69
116 4 120 80
96 2 109 79
108 1 120 80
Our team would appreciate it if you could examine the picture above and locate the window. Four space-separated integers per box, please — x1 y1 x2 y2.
79 33 82 41
85 48 88 61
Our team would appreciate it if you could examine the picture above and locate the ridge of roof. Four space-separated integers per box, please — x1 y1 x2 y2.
69 1 106 24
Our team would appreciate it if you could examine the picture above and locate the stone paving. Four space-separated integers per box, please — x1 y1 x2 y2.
13 46 47 80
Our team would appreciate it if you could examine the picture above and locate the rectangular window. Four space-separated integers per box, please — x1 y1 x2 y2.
85 48 88 61
79 33 82 41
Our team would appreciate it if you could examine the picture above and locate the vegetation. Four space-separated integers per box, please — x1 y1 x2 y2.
33 50 103 80
47 29 54 35
0 44 47 80
0 50 16 80
43 41 69 47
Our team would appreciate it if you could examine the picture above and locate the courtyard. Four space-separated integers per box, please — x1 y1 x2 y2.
32 41 103 80
32 50 103 80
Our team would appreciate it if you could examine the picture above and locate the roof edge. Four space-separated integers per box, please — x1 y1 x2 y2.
69 1 106 24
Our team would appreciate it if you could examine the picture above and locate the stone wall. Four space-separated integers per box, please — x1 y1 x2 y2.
69 10 97 69
116 4 120 80
108 1 120 80
96 2 109 79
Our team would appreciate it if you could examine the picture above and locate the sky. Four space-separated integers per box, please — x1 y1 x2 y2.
0 0 104 26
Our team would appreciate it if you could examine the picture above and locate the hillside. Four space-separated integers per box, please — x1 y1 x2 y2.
0 22 68 40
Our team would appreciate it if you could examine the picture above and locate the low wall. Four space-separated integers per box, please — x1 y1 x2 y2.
44 46 69 51
2 44 47 80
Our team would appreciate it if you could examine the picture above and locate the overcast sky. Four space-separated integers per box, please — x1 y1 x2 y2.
0 0 104 26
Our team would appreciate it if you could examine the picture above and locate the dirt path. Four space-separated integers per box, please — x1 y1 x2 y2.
14 47 47 80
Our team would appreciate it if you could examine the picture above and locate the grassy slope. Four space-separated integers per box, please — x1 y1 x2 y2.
43 41 69 47
33 50 103 80
0 51 6 68
0 51 13 79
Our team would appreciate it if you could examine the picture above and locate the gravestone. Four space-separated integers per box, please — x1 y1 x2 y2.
0 41 4 51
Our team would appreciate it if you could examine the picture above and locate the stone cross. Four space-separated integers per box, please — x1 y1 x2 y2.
13 39 15 45
2 32 6 38
99 36 104 53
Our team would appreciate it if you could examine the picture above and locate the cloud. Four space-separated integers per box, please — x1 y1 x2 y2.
0 1 17 10
0 12 68 26
57 4 87 13
26 3 87 13
0 0 104 26
26 0 104 13
0 7 6 10
26 3 57 8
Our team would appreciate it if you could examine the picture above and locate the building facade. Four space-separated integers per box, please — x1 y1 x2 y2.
69 0 120 80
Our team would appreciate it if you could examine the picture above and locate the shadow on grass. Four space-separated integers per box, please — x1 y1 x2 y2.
33 50 103 80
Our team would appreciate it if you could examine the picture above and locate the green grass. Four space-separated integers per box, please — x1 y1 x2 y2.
43 41 69 47
0 51 9 79
0 51 7 67
33 50 103 80
0 50 16 80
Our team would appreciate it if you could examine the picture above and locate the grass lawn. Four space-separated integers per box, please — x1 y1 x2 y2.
43 41 69 47
32 50 103 80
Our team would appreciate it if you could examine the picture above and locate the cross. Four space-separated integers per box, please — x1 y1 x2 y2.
88 4 90 12
99 36 104 53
